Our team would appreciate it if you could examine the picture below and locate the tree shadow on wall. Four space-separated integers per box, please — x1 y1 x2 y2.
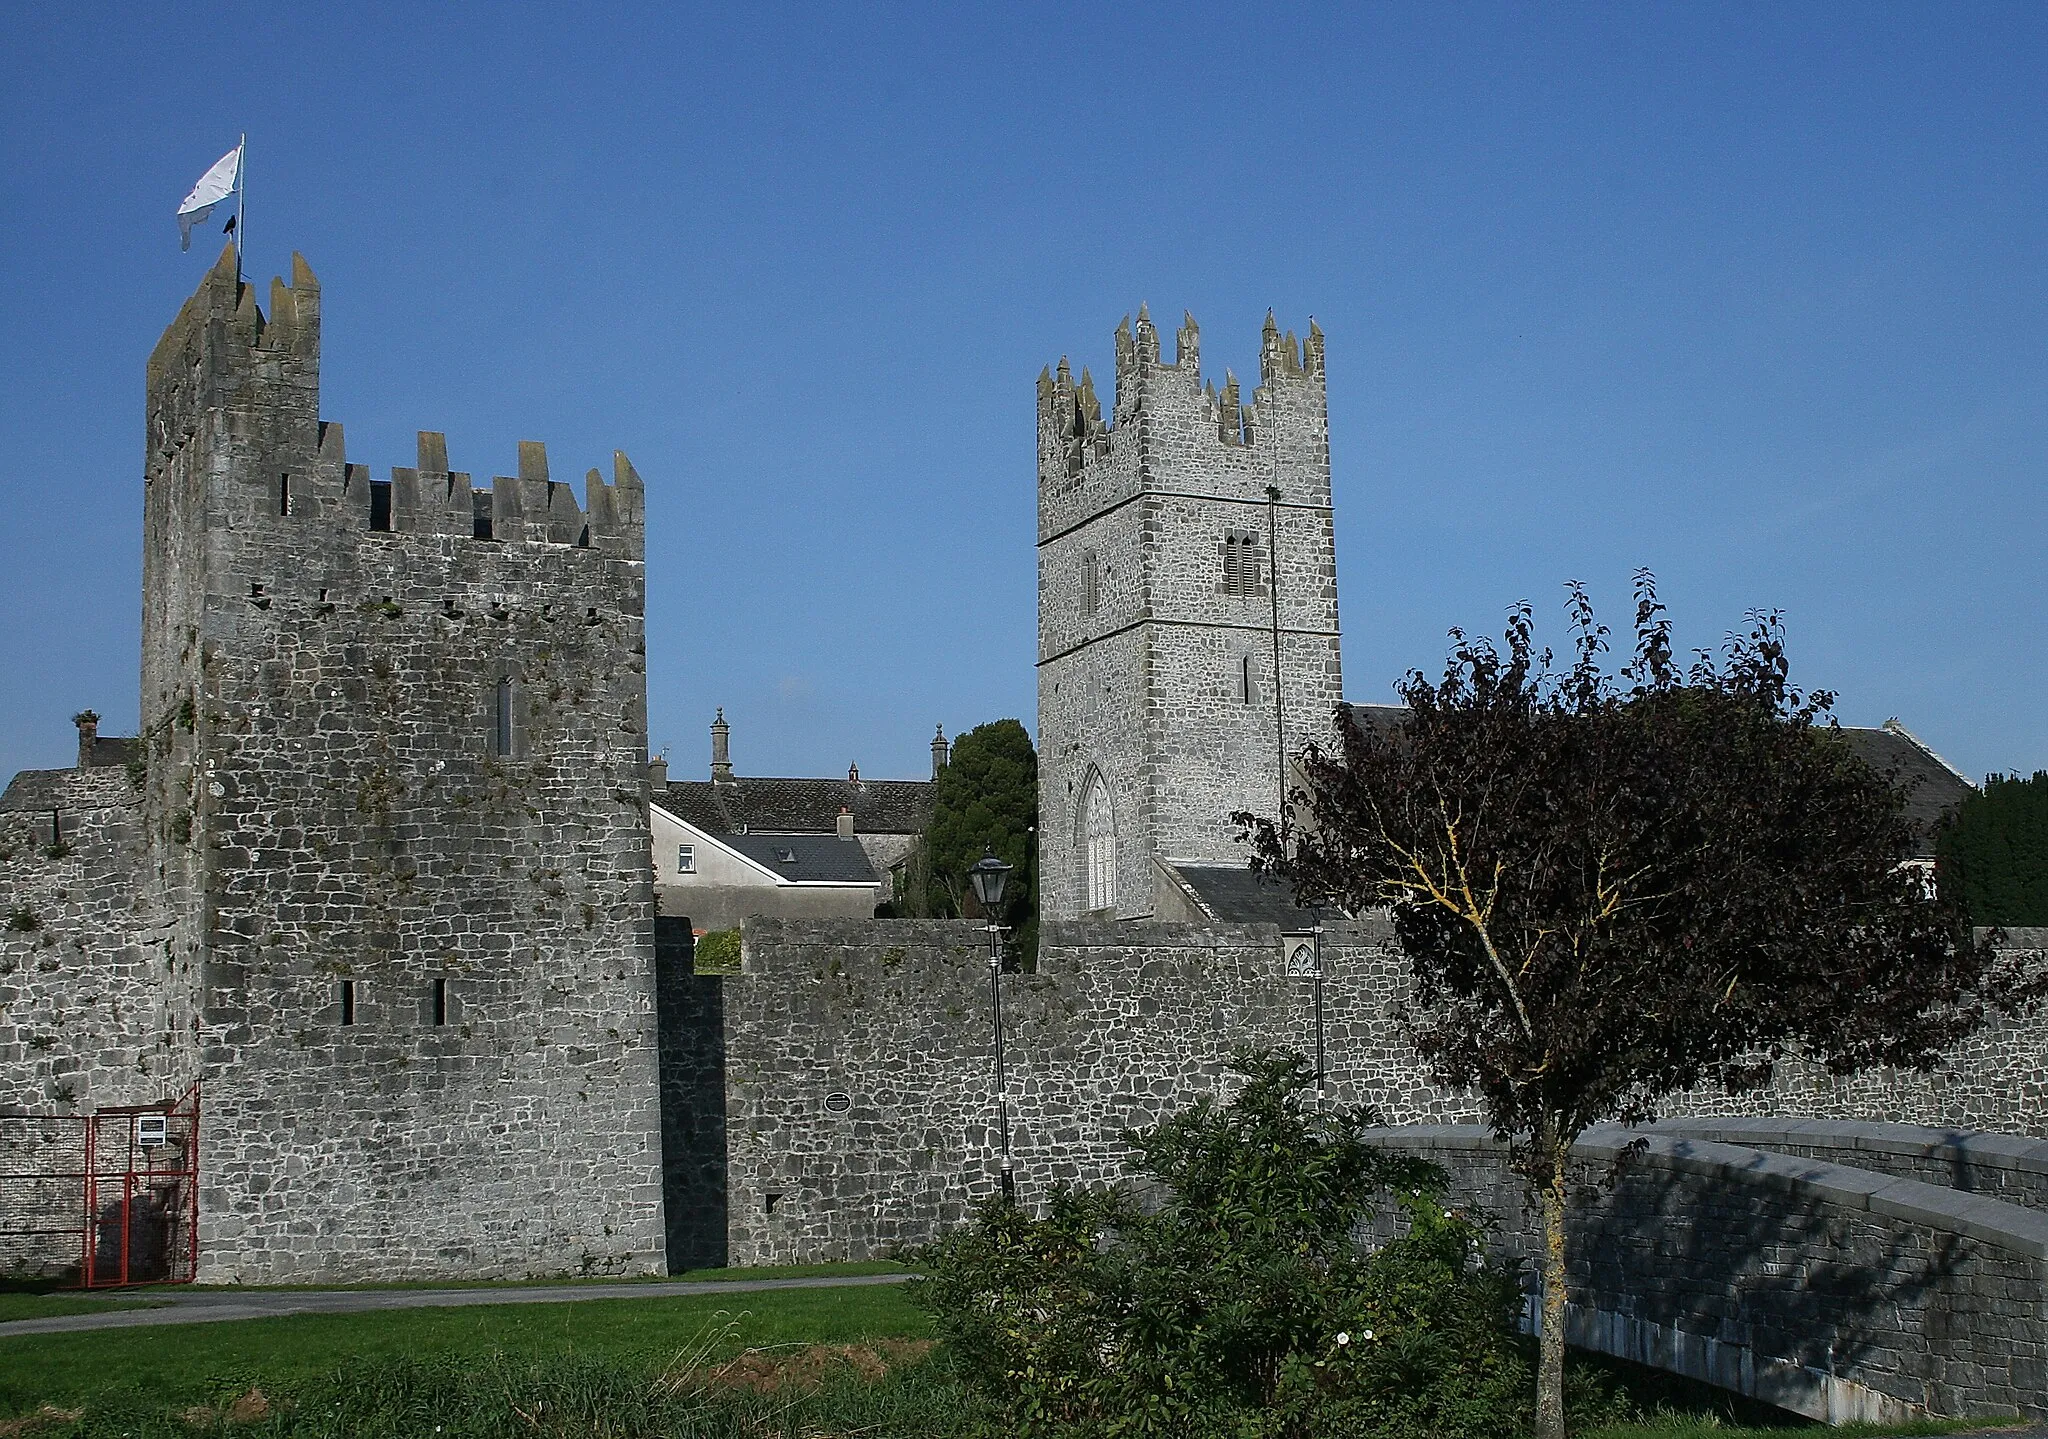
1568 1143 1980 1408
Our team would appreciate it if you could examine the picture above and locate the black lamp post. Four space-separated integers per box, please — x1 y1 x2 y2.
1309 900 1327 1111
968 849 1016 1201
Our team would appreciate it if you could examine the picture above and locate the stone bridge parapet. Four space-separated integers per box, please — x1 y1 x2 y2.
1364 1125 2048 1425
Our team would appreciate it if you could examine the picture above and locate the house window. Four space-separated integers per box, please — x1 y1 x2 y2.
1080 549 1099 616
1082 772 1117 914
339 980 356 1026
677 844 695 875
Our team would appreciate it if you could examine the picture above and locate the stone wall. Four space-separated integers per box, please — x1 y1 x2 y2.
1647 1117 2048 1214
0 769 180 1115
1365 1125 2048 1424
721 914 1474 1265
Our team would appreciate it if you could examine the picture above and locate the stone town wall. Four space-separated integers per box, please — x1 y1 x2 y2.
724 919 2048 1271
0 770 182 1116
1364 1126 2048 1424
722 915 1475 1266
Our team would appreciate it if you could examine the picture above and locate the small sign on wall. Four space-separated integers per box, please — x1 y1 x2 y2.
824 1092 853 1114
1282 936 1319 977
135 1114 169 1147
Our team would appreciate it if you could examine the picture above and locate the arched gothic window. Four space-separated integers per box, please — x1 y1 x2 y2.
1082 771 1117 913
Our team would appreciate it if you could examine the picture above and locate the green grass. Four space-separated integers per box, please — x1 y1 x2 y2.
0 1293 166 1323
0 1281 929 1419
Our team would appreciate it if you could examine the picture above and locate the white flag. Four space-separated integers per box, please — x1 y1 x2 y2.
177 143 242 251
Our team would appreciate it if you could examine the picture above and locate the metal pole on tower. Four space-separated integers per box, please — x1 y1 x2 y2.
234 134 246 284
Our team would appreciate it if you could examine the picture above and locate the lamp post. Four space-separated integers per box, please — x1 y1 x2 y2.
1310 900 1327 1111
968 849 1016 1202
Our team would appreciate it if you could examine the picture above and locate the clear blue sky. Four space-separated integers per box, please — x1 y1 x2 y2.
2 3 2043 788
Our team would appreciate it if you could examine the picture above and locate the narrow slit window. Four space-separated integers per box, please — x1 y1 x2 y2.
1239 654 1255 704
339 980 357 1026
1222 533 1240 593
279 473 292 515
494 677 513 757
369 479 393 532
431 977 448 1027
1080 549 1099 616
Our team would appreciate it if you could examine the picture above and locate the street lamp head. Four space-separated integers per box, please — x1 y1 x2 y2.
968 848 1013 913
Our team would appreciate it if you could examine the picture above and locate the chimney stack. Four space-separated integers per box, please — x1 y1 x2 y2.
836 806 855 840
73 711 99 769
648 754 668 790
931 724 950 778
710 708 732 782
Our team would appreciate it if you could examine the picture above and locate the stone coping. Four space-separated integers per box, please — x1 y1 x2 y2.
1644 1116 2048 1178
1366 1123 2048 1260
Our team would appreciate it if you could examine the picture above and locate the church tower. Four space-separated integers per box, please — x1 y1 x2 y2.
1037 309 1343 920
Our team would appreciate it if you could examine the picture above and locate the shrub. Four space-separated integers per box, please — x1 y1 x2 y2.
912 1049 1530 1439
5 906 40 932
695 928 741 974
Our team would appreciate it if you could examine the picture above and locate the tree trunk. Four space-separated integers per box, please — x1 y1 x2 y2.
1535 1128 1570 1439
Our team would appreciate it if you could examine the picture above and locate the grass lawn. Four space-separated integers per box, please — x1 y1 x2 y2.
0 1294 167 1324
0 1281 930 1417
0 1282 2011 1439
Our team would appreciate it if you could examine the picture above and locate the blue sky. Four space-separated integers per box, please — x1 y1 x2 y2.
2 3 2043 787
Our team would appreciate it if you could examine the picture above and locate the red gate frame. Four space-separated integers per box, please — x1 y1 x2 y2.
76 1086 200 1288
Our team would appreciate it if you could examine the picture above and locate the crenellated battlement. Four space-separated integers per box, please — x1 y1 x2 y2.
1037 306 1326 491
143 247 643 561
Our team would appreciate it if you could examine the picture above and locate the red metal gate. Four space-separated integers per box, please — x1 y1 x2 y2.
0 1087 199 1288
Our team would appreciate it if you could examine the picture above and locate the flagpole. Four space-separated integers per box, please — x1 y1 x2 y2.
235 133 246 284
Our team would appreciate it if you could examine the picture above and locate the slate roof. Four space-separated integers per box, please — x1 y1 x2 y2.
1162 862 1322 929
719 832 879 885
1340 704 1970 858
661 777 933 837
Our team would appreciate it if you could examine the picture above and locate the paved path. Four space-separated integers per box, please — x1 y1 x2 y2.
0 1272 913 1338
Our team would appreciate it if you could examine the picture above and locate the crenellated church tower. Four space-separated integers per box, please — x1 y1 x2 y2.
1037 308 1344 920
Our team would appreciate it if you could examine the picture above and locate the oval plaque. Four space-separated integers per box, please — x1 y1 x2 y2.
824 1091 853 1114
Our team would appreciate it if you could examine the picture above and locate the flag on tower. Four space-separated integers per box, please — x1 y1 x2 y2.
177 142 242 251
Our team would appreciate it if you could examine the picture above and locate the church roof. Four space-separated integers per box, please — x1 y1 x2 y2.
660 776 932 837
1340 703 1971 859
1160 861 1322 929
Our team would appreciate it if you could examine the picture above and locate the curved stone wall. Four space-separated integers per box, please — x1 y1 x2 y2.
1364 1125 2048 1424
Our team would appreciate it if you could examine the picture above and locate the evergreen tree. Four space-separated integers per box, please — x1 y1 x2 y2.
1940 771 2048 925
916 719 1038 961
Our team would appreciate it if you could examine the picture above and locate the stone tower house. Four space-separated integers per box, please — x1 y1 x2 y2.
1036 309 1343 920
136 247 666 1279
